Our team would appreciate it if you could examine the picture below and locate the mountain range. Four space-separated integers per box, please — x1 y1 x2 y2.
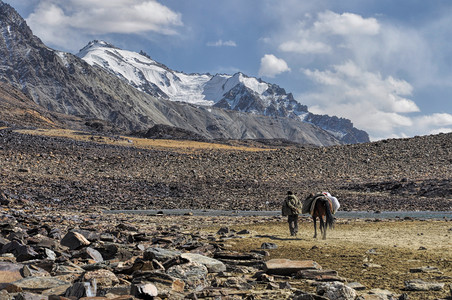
0 1 369 145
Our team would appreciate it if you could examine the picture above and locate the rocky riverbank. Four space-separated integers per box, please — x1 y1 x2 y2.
0 127 451 299
1 204 451 299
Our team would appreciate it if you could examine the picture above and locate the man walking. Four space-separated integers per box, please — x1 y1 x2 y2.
282 191 302 236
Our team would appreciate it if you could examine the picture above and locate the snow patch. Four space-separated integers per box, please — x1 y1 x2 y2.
56 51 69 68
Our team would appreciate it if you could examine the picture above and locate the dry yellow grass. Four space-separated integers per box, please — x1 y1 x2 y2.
15 128 273 152
216 219 452 299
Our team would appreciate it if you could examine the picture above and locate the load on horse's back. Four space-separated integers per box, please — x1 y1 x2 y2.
304 192 337 239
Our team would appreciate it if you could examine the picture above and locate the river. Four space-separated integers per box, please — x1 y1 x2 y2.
105 209 451 220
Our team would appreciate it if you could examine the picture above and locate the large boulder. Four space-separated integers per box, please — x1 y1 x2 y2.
180 253 226 273
404 279 444 291
167 262 209 289
264 259 321 276
316 281 356 300
0 262 24 287
60 232 90 250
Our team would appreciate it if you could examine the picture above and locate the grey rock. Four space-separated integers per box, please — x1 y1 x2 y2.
264 259 321 276
60 231 90 250
1 241 39 262
217 227 230 235
21 265 50 278
296 269 344 282
0 261 24 285
72 246 103 262
0 289 12 300
404 279 444 291
181 253 226 273
346 282 366 291
64 281 97 298
13 292 47 300
293 291 329 300
316 281 356 300
261 242 278 249
144 247 181 261
131 283 158 298
82 269 119 288
95 242 133 261
167 261 209 289
409 266 442 274
51 261 85 276
9 277 70 293
44 248 56 261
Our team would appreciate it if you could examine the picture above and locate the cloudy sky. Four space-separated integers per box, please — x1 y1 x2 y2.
5 0 452 140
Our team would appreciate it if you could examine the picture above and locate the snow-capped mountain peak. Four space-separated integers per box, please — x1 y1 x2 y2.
76 41 297 109
76 40 369 143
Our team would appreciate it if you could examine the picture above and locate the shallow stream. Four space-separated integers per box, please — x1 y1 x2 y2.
105 209 451 220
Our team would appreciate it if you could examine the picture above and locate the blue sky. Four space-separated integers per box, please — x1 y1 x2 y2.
5 0 452 140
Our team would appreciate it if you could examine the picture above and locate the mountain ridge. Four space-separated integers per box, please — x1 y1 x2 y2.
0 1 354 146
77 39 369 144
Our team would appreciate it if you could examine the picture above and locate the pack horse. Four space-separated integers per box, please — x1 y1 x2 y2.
304 193 337 239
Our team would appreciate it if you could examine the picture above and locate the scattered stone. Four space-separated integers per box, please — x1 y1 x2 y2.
0 261 23 284
296 269 345 282
260 242 278 249
363 288 400 300
65 282 96 298
316 281 356 300
60 231 90 250
363 263 382 268
404 279 444 291
8 277 70 293
143 247 181 261
2 241 38 262
180 253 226 273
409 266 442 274
264 259 321 276
167 262 209 289
82 269 119 288
346 281 366 291
131 283 158 298
217 227 230 235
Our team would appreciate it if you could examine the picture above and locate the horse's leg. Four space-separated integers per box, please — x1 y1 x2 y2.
312 216 317 238
322 215 327 240
319 215 325 240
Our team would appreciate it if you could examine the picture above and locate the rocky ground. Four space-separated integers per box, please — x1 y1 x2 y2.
0 205 450 299
0 127 451 299
0 127 451 212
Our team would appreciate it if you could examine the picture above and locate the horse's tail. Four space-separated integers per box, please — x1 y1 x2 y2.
322 198 334 229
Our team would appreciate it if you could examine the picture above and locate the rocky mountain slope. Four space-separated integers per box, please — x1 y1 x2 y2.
0 2 346 146
77 40 369 144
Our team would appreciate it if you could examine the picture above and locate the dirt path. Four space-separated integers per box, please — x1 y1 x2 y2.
219 218 452 299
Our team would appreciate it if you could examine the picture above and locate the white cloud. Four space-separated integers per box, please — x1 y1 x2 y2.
258 54 290 78
428 127 452 135
279 39 331 54
25 0 182 51
314 11 380 36
302 61 420 140
278 10 380 57
416 113 452 128
206 39 237 47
